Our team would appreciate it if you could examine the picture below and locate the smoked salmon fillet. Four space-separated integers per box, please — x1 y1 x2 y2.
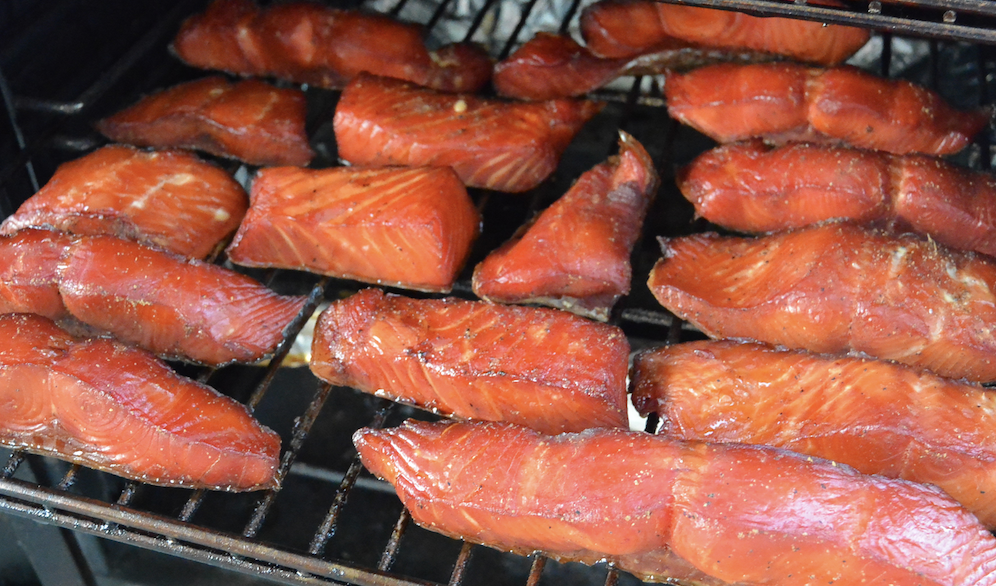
310 288 629 434
0 145 248 259
679 141 996 256
0 229 72 320
226 165 479 293
580 0 870 65
648 222 996 382
172 0 492 93
665 62 991 156
355 419 996 585
95 76 313 167
0 313 280 491
333 74 603 193
631 339 996 527
472 132 658 320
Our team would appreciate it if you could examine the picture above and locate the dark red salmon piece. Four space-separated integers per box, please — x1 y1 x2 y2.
58 235 307 366
172 0 492 93
631 339 996 527
0 229 72 320
333 74 603 193
580 0 869 65
665 63 991 156
311 289 629 434
472 132 658 320
226 165 480 293
356 419 996 585
0 313 280 491
96 76 313 167
0 145 248 259
648 223 996 382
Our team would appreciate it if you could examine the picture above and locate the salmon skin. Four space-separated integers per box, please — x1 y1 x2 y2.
472 132 658 320
95 76 313 167
333 73 603 193
632 339 996 528
355 419 996 586
310 288 629 434
680 141 996 257
665 62 991 156
226 165 480 293
649 222 996 383
0 145 248 259
0 313 280 491
172 0 492 93
0 229 72 321
580 0 869 65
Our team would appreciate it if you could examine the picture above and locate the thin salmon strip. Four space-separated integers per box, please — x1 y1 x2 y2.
580 0 869 65
333 74 603 193
632 339 996 527
472 132 658 320
96 76 313 167
311 289 629 434
356 419 996 585
0 145 248 259
226 165 479 293
0 229 72 320
0 313 280 491
665 62 990 156
648 222 996 382
172 0 492 93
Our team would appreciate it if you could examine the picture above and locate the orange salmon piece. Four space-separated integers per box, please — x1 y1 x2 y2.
333 73 603 193
226 165 479 293
0 229 72 320
311 289 629 434
356 419 996 585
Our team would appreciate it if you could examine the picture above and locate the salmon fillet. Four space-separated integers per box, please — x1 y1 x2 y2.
172 0 492 93
580 0 869 65
96 76 313 167
648 223 996 382
226 165 480 293
472 131 658 320
310 288 629 434
333 73 603 193
0 229 72 320
355 419 996 585
632 339 996 527
0 145 248 259
665 62 990 156
0 313 280 491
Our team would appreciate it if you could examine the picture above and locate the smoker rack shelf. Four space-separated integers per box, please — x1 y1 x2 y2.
0 0 994 585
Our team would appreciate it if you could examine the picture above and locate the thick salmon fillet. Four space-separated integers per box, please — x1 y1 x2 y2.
0 229 72 320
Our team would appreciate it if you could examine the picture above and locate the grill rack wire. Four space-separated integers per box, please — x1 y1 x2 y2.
0 0 995 585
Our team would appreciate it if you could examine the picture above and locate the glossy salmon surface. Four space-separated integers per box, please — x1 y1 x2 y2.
172 0 492 93
311 288 629 434
0 313 280 491
96 76 313 167
0 229 72 320
472 132 658 320
0 145 248 259
226 165 480 293
356 419 996 585
333 74 603 193
665 63 990 156
649 223 996 382
632 339 996 527
580 0 869 65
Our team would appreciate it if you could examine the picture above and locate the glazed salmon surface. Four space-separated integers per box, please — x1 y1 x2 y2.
665 62 990 156
96 76 313 167
172 0 492 93
472 132 658 320
0 145 248 259
0 229 72 320
649 223 996 382
356 419 996 585
580 0 869 65
0 313 280 491
632 339 996 527
310 288 629 434
333 73 603 193
226 165 480 293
